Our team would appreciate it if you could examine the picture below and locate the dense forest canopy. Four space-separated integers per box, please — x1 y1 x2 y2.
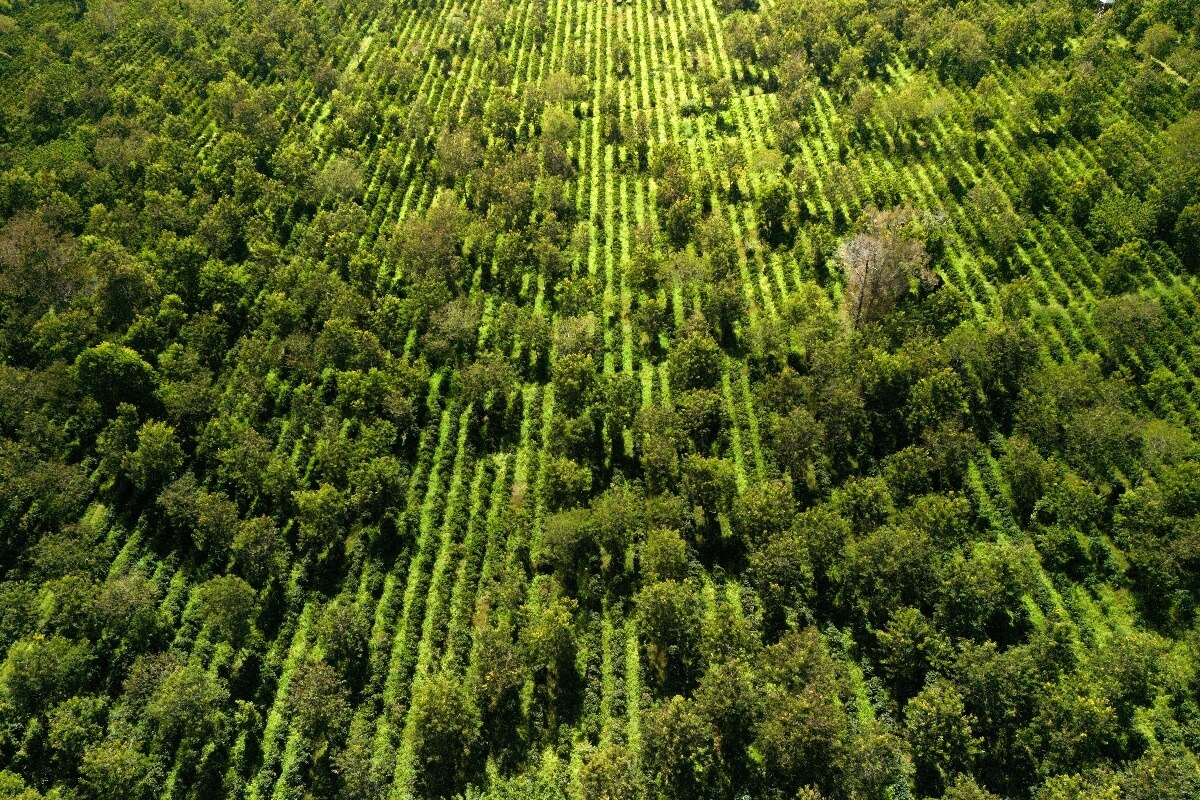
0 0 1199 796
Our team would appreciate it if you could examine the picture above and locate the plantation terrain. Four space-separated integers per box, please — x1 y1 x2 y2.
1 0 1200 797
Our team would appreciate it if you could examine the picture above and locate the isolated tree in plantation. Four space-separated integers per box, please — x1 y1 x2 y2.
0 212 83 330
76 343 157 411
732 479 796 550
668 328 723 392
315 154 364 202
967 179 1023 267
641 526 690 583
750 526 814 635
1161 113 1200 255
838 206 933 328
875 606 951 704
126 421 184 495
0 634 93 721
681 454 737 526
766 406 826 500
551 352 598 417
411 670 482 798
191 574 257 648
142 663 229 764
642 696 714 800
1174 203 1200 267
231 516 286 586
906 680 981 796
637 579 703 695
46 694 107 779
78 739 156 800
580 741 642 800
521 580 577 692
540 455 592 510
758 175 796 247
294 483 348 558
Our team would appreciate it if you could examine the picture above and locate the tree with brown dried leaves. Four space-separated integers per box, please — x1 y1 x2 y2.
838 206 935 328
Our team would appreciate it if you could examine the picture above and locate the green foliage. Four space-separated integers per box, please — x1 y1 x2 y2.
126 421 183 494
580 742 642 800
75 343 156 411
766 406 827 500
519 577 577 698
551 352 597 417
936 540 1037 645
731 480 796 550
191 575 256 647
757 175 797 247
294 483 347 558
681 454 737 525
0 634 93 723
159 474 238 557
142 663 228 759
906 680 981 796
640 527 689 583
230 516 286 587
667 330 723 393
288 658 350 746
637 580 703 695
642 696 713 800
750 526 813 634
540 455 592 511
92 574 162 665
0 0 1198 796
410 670 481 799
78 739 155 800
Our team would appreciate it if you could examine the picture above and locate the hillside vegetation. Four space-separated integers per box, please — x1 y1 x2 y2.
1 0 1200 797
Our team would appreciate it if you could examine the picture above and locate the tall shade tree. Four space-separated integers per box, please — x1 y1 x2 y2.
838 206 933 328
